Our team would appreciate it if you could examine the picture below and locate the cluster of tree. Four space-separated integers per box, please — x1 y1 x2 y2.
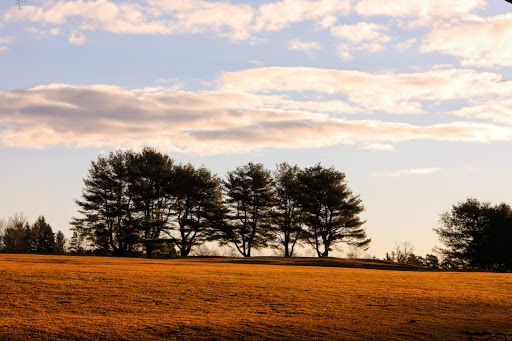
435 198 512 272
0 214 65 254
385 241 439 268
72 148 370 258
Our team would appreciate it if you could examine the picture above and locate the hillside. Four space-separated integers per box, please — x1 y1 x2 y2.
0 254 510 340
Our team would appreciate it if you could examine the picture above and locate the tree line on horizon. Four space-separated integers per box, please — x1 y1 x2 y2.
70 147 370 258
0 214 65 255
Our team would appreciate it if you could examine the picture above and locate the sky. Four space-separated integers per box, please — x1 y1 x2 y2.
1 0 512 258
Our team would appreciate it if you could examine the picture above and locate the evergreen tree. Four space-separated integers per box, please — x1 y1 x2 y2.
130 147 175 258
298 164 369 257
167 164 225 256
55 231 66 254
69 231 86 255
436 198 512 271
72 150 139 256
272 163 304 257
31 216 55 254
220 162 275 257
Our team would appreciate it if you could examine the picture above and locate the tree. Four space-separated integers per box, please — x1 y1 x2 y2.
424 254 439 268
166 164 225 256
72 150 139 256
69 230 86 255
129 147 175 258
272 163 304 257
435 198 512 271
298 164 369 257
30 216 55 254
220 162 275 257
55 231 66 254
2 213 29 253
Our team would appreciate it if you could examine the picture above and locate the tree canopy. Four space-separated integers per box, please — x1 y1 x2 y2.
298 164 369 257
71 148 370 258
435 198 512 271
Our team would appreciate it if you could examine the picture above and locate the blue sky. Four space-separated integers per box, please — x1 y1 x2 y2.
1 0 512 257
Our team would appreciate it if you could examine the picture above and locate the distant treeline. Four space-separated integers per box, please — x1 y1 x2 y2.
0 214 65 255
71 147 370 258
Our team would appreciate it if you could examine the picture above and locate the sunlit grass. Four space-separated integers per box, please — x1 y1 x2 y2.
0 254 510 340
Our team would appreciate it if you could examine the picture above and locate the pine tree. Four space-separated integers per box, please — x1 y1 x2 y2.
220 162 275 257
298 164 369 257
167 164 225 256
272 163 304 257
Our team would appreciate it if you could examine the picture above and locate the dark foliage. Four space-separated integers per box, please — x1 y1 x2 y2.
435 198 512 271
219 162 275 257
297 164 369 257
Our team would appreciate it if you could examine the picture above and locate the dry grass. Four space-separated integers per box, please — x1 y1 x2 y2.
0 254 511 340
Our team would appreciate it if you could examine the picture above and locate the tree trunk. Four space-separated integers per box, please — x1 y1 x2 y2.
181 247 191 257
145 243 154 258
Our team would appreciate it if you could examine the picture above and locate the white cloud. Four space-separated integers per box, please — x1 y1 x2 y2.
355 0 485 26
337 43 353 60
396 38 416 51
0 46 8 53
248 60 264 67
2 84 512 154
0 36 15 44
254 0 351 31
330 22 391 56
68 30 87 45
361 143 396 151
422 13 512 68
288 38 321 52
373 167 443 177
330 22 390 42
452 97 512 125
220 66 512 114
3 0 486 45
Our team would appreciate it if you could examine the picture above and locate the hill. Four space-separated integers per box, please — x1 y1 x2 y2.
0 254 510 340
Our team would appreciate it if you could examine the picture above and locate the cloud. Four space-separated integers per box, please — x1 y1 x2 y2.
68 30 87 45
288 38 321 52
3 83 512 154
220 66 512 114
330 22 391 42
452 97 512 125
253 0 351 31
337 43 353 60
361 143 396 151
422 13 512 68
5 0 256 41
4 0 486 45
330 22 391 55
355 0 485 26
373 167 443 177
26 27 62 38
0 36 15 44
396 38 416 51
0 36 15 52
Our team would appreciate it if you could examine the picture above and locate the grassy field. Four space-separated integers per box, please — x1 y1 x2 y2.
0 254 510 340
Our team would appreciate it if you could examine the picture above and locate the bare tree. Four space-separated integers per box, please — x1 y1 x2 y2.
385 241 415 263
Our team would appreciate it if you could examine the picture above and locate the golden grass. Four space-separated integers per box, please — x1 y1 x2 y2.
0 254 511 340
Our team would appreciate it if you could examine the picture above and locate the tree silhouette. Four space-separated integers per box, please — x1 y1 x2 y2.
2 213 29 253
272 163 304 257
129 148 175 258
30 216 55 254
298 164 369 257
436 198 512 271
220 162 275 257
72 150 140 256
166 164 225 257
